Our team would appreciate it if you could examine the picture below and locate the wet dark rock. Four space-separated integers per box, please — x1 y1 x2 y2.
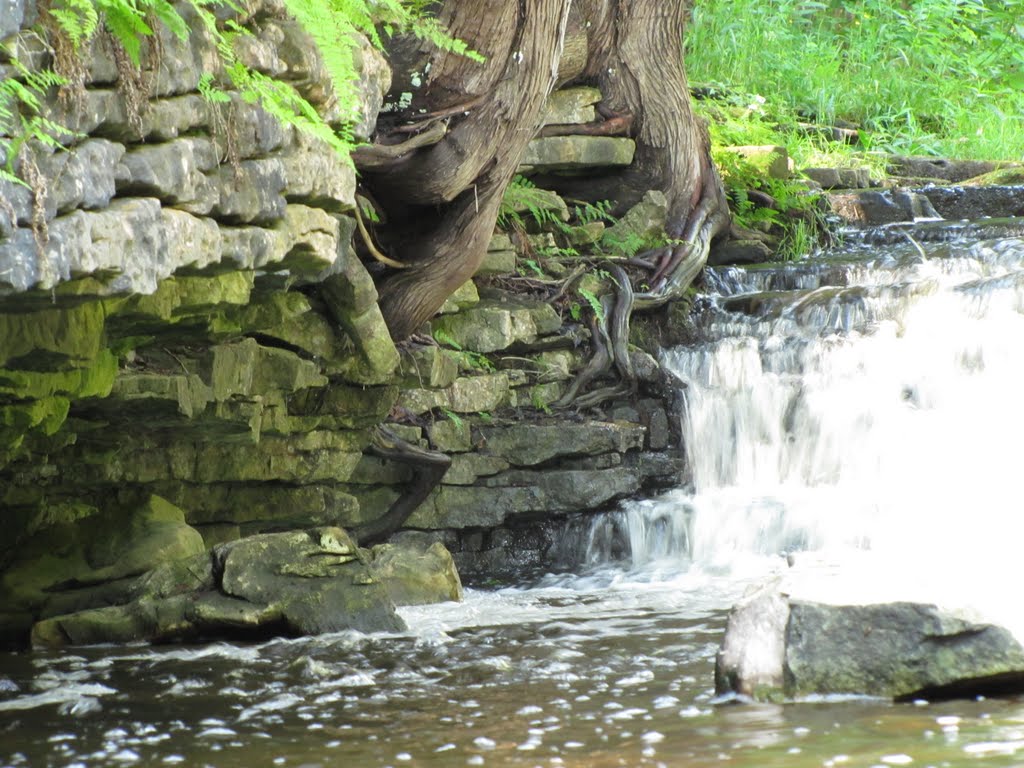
709 239 774 266
887 155 1008 184
827 189 941 225
915 185 1024 221
716 577 1024 701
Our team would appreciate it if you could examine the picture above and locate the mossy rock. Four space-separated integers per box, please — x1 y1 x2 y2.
369 536 463 606
963 167 1024 186
0 301 106 369
0 495 205 616
0 348 117 401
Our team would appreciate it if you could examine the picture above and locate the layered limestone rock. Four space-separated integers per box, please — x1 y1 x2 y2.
0 3 690 646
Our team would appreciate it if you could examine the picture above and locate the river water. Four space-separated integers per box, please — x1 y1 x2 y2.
4 224 1024 767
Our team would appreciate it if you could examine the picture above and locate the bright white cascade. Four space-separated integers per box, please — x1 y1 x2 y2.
597 235 1024 629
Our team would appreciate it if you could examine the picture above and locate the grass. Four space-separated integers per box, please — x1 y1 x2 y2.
686 0 1024 162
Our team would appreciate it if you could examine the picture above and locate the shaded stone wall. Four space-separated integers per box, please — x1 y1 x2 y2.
0 3 688 645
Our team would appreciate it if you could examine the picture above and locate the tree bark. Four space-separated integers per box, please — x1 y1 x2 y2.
361 0 729 340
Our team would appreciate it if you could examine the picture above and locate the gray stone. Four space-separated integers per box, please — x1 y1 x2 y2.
826 189 942 226
916 185 1024 221
212 158 287 223
401 374 510 415
438 279 480 314
427 416 472 453
398 346 459 389
280 129 356 211
542 86 602 125
476 421 645 466
0 140 123 227
0 495 206 616
602 190 669 253
432 300 561 354
117 138 219 207
520 136 636 172
408 466 641 529
801 167 873 190
41 139 126 217
716 572 1024 701
1 0 29 38
476 248 517 277
0 199 233 294
218 527 404 634
145 2 219 98
708 239 774 266
215 94 291 158
348 32 392 142
368 537 463 606
442 453 510 485
504 187 570 223
274 204 344 273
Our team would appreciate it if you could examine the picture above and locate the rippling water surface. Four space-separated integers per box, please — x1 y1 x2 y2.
4 228 1024 767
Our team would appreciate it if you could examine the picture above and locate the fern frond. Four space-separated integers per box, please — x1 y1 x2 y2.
47 0 100 49
96 0 153 66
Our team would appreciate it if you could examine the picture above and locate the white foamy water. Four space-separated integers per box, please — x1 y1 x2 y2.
607 236 1024 636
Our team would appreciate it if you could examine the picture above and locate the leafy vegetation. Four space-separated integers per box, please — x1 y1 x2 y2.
687 0 1024 160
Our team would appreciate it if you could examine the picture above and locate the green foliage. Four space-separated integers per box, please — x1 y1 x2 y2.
713 145 829 260
577 287 604 322
687 0 1024 160
432 329 495 372
574 199 614 226
0 59 69 184
599 229 648 260
441 408 464 430
530 386 552 415
499 176 563 230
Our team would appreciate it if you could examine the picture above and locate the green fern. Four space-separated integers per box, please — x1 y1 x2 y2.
1 58 71 184
577 287 605 322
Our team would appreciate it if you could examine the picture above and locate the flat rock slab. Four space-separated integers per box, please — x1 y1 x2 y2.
520 136 636 172
716 557 1024 701
27 526 464 647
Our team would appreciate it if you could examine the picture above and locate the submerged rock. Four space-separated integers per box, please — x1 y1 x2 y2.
716 565 1024 701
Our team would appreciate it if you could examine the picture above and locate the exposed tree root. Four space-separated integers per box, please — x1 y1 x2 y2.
352 120 449 171
553 177 729 411
353 202 408 269
538 113 634 138
353 425 451 547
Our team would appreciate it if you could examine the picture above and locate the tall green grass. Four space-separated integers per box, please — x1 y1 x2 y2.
686 0 1024 161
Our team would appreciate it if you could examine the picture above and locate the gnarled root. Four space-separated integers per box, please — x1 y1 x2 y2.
556 178 729 410
555 263 636 410
352 425 451 546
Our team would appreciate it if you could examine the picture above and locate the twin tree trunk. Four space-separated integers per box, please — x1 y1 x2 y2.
360 0 730 340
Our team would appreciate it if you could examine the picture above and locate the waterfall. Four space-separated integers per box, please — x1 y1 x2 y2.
586 235 1024 589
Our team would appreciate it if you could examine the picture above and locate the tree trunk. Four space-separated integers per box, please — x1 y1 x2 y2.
361 0 729 340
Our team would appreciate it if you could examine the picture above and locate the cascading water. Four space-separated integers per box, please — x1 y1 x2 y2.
589 232 1024 626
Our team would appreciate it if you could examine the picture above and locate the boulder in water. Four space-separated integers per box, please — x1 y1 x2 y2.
28 526 468 647
716 564 1024 701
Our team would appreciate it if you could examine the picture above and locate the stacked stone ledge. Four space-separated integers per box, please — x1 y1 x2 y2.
0 3 687 646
